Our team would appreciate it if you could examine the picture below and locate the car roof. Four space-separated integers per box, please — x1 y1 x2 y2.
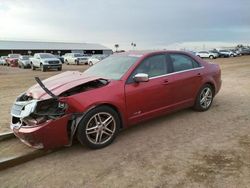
114 50 194 58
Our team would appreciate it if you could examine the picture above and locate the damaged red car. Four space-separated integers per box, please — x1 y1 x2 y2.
6 54 21 67
10 51 221 149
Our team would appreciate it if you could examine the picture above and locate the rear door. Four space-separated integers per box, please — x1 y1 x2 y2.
165 53 203 107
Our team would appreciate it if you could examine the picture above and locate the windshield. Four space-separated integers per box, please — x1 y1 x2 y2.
74 54 83 57
9 54 20 58
83 55 139 80
21 56 29 60
40 53 55 59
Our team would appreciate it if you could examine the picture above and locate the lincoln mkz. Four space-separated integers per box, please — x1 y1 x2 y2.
10 51 221 149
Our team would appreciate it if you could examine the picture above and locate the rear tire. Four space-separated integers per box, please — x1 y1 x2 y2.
77 106 120 149
193 84 214 111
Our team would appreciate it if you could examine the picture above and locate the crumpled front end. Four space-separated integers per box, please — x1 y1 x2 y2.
10 93 71 149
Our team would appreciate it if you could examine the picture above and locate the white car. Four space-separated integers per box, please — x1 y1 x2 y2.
196 51 218 59
0 56 8 65
64 53 89 65
88 55 108 66
30 53 62 72
18 55 31 68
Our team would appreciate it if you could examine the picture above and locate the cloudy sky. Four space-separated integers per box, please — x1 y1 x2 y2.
0 0 249 50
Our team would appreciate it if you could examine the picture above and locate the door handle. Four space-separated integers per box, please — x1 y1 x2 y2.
162 80 169 85
196 73 201 77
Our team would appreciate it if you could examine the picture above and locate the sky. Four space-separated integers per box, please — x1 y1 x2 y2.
0 0 250 50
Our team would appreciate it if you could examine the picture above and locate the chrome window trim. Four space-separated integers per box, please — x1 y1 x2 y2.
149 66 204 80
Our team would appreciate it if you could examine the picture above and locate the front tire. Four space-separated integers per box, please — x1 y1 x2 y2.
41 64 46 72
77 106 120 149
31 63 35 70
193 84 214 111
209 55 214 59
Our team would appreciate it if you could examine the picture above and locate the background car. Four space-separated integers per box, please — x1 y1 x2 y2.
18 55 31 69
239 48 250 55
30 53 62 72
54 55 64 64
0 56 8 65
10 50 221 150
6 54 21 67
196 51 218 59
88 54 109 66
219 50 234 57
64 53 89 65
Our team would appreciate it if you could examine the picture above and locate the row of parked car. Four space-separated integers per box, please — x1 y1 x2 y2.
194 48 250 59
0 53 109 72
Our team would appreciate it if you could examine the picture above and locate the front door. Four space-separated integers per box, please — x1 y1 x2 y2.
125 54 170 125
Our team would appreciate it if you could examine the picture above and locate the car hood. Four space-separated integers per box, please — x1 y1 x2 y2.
8 58 18 61
26 71 103 100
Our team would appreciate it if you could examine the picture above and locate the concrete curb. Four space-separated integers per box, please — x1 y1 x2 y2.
0 132 15 141
0 149 54 171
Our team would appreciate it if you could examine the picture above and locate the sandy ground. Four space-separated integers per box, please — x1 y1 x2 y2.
0 56 250 187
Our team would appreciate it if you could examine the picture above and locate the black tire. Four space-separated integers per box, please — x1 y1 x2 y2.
41 64 46 72
65 59 69 65
31 63 35 70
58 67 62 71
209 55 214 59
77 106 120 149
193 84 214 112
75 60 79 65
89 61 93 66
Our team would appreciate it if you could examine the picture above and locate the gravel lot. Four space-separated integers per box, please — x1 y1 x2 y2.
0 56 250 187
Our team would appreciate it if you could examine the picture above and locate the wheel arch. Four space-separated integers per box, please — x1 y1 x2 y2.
204 82 215 96
94 103 124 130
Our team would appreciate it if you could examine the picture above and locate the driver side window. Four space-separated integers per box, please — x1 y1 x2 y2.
127 54 167 83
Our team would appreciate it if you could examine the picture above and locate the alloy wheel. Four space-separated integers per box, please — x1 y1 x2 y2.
85 112 116 145
200 87 213 109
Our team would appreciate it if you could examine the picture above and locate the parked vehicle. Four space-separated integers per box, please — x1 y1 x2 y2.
239 48 250 55
18 55 31 69
88 55 109 66
64 53 89 65
30 53 62 72
6 54 21 67
10 51 221 149
196 51 218 59
54 55 64 64
231 49 241 56
219 50 235 57
0 56 8 65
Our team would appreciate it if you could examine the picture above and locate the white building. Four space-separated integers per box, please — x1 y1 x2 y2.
0 40 113 56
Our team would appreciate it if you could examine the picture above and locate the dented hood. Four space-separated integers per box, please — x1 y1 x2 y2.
26 71 102 100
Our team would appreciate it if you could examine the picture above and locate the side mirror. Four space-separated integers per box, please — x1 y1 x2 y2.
133 73 149 83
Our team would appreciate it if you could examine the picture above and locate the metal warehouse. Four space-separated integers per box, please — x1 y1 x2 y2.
0 40 113 56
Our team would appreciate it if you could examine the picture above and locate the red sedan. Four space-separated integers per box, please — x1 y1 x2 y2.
6 54 21 67
10 51 221 149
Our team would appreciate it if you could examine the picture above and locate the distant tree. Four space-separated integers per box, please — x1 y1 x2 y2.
131 42 136 49
236 44 244 49
114 44 119 52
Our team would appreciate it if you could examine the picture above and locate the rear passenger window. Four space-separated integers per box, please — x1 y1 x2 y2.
169 54 200 72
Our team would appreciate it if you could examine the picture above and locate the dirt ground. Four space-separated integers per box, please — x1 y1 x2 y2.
0 56 250 187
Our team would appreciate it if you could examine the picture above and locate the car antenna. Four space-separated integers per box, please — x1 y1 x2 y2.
35 77 58 99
